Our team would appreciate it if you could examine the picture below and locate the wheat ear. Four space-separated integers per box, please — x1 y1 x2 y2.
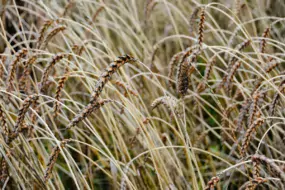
245 177 267 190
260 27 270 54
53 45 83 117
36 20 54 49
151 96 180 117
241 118 264 157
53 69 69 118
177 51 197 96
67 55 136 128
67 99 113 129
236 98 251 131
14 94 39 133
40 54 65 93
225 61 241 93
168 52 183 81
252 158 261 178
40 25 66 49
197 57 216 93
6 48 28 92
247 92 261 126
0 103 9 142
114 80 138 97
220 39 251 90
61 1 75 17
0 55 6 79
19 55 37 93
205 176 219 190
263 58 279 73
269 80 285 124
144 0 158 21
7 94 39 144
0 158 8 184
189 7 201 34
44 139 69 183
198 8 205 50
90 5 105 23
252 154 285 183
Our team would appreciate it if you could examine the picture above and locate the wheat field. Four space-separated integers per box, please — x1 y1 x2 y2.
0 0 285 189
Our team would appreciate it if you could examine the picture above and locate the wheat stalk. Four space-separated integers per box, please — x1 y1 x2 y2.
40 54 65 93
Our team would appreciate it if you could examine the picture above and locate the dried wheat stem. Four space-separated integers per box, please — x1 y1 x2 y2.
44 139 69 183
252 154 285 183
40 25 66 49
241 118 264 157
6 48 28 92
40 54 65 93
205 176 219 190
